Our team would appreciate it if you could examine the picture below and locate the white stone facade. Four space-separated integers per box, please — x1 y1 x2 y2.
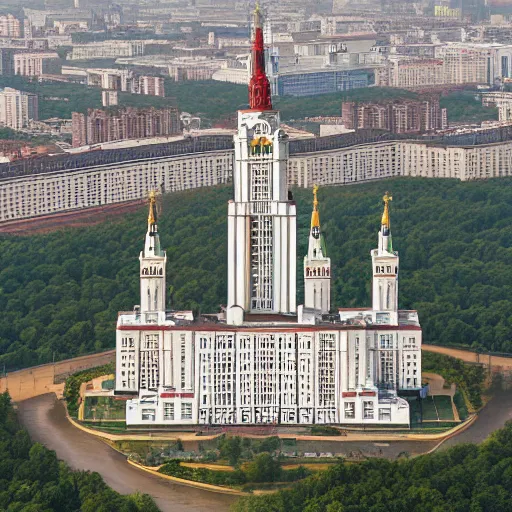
287 139 512 187
4 137 512 223
115 113 422 428
227 109 296 320
117 325 419 426
0 148 233 222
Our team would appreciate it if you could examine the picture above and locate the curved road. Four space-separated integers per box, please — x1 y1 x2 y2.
17 390 512 512
17 394 235 512
441 390 512 449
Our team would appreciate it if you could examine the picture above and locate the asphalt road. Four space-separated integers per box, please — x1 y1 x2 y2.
16 389 512 511
17 394 235 512
441 389 512 449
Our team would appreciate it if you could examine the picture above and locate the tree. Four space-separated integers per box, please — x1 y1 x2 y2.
245 453 282 483
219 436 243 466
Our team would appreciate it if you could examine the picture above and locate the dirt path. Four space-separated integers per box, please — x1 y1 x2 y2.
422 345 512 369
0 350 115 402
0 200 144 235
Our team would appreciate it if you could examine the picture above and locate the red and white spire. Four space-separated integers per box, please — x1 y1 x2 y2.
248 3 272 111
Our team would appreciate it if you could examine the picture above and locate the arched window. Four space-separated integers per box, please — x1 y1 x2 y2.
386 283 391 310
155 286 159 310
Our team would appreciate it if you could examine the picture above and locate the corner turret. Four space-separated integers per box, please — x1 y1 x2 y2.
371 192 399 324
303 185 331 314
140 191 167 317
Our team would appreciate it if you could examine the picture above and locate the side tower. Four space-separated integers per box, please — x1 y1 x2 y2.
304 185 331 314
371 192 399 325
227 5 296 324
140 191 167 321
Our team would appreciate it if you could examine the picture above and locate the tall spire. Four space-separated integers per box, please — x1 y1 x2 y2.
311 184 320 229
248 3 272 111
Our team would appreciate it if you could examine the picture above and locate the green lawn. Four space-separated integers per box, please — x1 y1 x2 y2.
433 396 455 421
422 397 439 421
84 396 126 421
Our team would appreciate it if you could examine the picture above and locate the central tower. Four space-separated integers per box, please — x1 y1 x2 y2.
227 5 296 324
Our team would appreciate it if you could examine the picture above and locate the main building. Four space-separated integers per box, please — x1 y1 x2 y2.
114 8 422 426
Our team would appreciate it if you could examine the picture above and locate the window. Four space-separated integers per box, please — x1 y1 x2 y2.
379 408 391 421
164 403 174 421
380 334 393 349
344 402 355 419
181 335 186 389
181 402 192 420
141 409 155 421
363 401 374 420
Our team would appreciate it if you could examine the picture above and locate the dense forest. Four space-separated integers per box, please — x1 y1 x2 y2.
233 421 512 512
0 391 158 511
2 177 512 370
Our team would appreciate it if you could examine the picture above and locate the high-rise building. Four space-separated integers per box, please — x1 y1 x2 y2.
342 98 447 133
0 14 21 38
14 52 61 77
227 5 296 322
0 88 38 130
135 76 165 97
71 106 181 147
114 7 423 427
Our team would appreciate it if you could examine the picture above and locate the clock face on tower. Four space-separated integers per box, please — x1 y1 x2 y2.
312 226 320 239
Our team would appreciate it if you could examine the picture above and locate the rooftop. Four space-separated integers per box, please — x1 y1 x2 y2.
116 308 421 331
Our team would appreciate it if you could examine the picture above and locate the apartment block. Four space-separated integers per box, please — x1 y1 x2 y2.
0 14 21 38
69 41 145 60
342 98 447 133
14 52 61 77
0 87 38 130
72 106 180 147
134 76 165 97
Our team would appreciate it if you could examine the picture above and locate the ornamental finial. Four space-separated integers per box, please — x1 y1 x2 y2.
311 184 320 229
148 190 157 227
381 191 392 229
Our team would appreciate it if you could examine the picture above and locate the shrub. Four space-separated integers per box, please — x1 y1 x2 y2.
310 425 341 436
64 363 114 417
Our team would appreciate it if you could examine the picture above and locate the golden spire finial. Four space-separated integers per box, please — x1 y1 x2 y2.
148 190 157 226
311 184 320 229
381 191 392 229
255 1 260 13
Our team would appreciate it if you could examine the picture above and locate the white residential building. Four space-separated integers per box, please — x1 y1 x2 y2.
115 8 421 427
0 87 38 130
0 14 21 38
14 52 61 76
